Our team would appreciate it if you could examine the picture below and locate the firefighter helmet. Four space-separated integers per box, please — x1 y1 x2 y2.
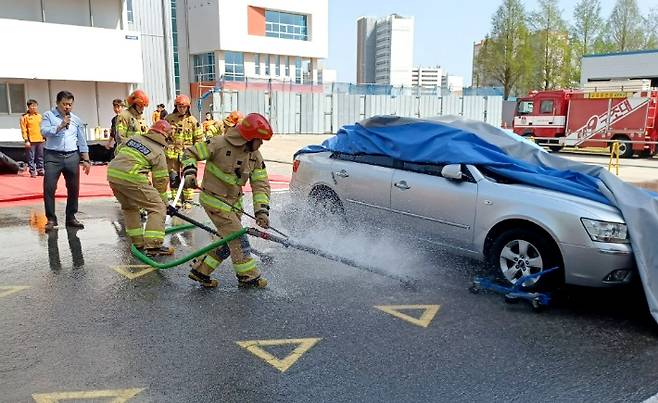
224 111 244 127
127 89 149 108
150 119 173 138
175 94 191 107
236 113 273 141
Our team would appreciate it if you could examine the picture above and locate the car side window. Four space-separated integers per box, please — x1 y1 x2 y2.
540 100 554 114
330 152 398 169
402 161 445 176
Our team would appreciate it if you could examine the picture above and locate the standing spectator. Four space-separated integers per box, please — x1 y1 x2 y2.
159 105 168 120
152 104 165 124
40 91 91 231
105 98 124 156
20 99 44 177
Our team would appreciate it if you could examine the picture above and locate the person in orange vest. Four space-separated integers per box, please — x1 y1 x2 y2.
152 104 165 125
20 99 44 177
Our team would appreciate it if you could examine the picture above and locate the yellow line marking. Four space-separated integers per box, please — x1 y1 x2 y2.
0 286 31 299
374 304 441 328
32 387 144 402
113 265 156 280
236 337 322 373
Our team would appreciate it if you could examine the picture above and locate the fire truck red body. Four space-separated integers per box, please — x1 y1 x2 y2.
512 83 658 158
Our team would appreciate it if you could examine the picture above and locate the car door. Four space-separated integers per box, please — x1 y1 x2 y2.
330 153 396 225
390 162 478 250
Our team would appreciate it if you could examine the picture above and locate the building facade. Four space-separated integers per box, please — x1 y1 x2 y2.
356 14 414 87
581 49 658 87
0 0 175 142
175 0 329 104
412 66 443 89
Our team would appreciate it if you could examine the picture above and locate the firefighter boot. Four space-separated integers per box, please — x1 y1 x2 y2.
235 267 267 288
188 256 220 288
143 245 175 256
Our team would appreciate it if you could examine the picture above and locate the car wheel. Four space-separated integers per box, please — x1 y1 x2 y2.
308 187 345 224
611 135 633 158
487 228 562 288
549 145 563 153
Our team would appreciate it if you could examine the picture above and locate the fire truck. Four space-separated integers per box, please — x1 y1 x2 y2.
512 80 658 158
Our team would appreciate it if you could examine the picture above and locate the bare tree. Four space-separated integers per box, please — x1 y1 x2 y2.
606 0 645 51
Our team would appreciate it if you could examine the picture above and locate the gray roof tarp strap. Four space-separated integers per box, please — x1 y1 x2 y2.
411 116 657 323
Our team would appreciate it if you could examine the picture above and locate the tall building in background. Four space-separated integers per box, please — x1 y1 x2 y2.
0 0 175 142
356 14 414 86
175 0 329 102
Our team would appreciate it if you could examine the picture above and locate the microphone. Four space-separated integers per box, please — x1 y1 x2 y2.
65 111 70 129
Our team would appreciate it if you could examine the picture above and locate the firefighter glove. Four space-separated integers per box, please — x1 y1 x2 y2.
255 212 270 229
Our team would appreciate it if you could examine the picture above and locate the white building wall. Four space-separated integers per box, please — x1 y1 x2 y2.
581 51 658 84
186 0 220 55
388 16 413 87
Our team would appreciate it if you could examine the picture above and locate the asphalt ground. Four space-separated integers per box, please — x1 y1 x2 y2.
1 191 658 402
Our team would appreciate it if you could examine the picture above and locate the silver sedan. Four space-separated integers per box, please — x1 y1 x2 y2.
290 151 636 288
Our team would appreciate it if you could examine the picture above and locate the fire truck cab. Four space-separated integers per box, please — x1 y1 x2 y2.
513 80 658 158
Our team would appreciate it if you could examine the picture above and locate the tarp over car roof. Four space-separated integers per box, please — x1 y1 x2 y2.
297 115 658 325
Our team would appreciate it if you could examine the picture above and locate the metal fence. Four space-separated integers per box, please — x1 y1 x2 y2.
206 90 503 135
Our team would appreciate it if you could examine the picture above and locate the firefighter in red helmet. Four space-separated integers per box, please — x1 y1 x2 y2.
180 113 273 288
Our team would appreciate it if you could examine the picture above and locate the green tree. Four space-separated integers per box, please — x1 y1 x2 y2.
645 8 658 48
605 0 645 51
475 0 532 99
570 0 603 85
529 0 570 90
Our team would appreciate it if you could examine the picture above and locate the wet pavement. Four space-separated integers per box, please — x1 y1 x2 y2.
2 194 658 402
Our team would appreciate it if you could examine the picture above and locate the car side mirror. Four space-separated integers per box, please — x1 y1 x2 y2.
441 164 463 181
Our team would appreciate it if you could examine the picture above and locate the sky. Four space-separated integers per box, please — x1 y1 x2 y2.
324 0 656 86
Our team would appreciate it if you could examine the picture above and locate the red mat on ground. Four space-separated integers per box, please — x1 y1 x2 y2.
0 162 290 208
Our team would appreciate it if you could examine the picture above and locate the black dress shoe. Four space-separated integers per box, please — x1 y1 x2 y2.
44 221 58 231
65 218 85 229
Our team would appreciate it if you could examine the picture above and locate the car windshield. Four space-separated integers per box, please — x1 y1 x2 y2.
517 100 534 115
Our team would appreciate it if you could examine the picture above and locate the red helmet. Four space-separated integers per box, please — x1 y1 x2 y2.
236 113 273 141
175 94 191 107
150 119 172 137
224 110 244 127
127 89 149 108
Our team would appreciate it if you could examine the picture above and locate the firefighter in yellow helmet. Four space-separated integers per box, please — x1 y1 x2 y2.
114 89 149 148
165 94 204 207
181 113 273 288
107 120 175 256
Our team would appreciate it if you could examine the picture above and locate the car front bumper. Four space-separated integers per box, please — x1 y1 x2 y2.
561 242 635 287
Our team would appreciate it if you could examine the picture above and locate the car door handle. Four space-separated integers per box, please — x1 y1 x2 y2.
394 181 411 190
334 170 349 178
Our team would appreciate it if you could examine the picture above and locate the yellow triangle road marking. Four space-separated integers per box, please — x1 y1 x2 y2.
32 387 144 402
374 304 441 328
0 286 31 299
236 338 322 373
113 265 156 280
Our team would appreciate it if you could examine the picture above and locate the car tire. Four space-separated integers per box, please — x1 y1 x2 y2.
549 145 563 153
611 135 634 158
487 228 562 289
308 187 346 226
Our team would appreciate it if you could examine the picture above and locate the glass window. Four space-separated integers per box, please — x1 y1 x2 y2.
540 100 554 114
295 57 302 84
331 153 397 169
224 51 244 81
193 53 216 82
127 0 134 24
286 56 290 76
517 100 534 115
403 162 445 177
171 0 180 94
275 55 281 76
0 84 8 114
8 84 25 114
265 54 270 76
255 54 260 75
265 10 308 41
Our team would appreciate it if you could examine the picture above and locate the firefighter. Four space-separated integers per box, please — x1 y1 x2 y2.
214 110 244 137
165 94 204 208
181 113 273 288
107 120 174 256
115 89 149 148
202 112 219 139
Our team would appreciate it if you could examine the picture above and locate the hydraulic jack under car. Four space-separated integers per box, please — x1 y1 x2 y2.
469 268 559 312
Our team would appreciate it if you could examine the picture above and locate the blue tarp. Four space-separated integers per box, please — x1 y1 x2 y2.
297 116 611 206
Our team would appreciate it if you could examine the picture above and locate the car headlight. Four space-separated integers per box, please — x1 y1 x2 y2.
581 218 629 243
